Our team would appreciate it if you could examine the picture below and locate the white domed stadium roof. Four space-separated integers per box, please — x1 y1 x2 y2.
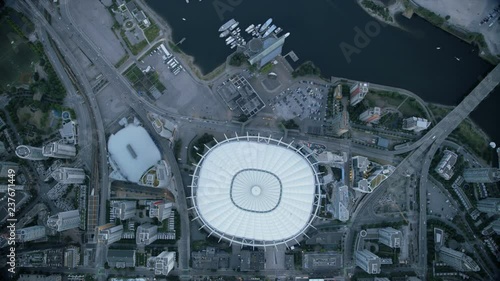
191 135 320 247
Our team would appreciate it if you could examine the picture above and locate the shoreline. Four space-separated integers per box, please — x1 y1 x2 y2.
137 0 225 81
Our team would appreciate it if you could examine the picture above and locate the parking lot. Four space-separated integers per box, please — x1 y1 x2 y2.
272 81 329 121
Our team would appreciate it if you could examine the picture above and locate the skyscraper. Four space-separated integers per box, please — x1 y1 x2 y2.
97 224 123 245
438 247 480 272
47 210 81 232
359 107 381 124
136 224 158 245
463 168 500 183
350 82 369 106
16 226 47 242
42 142 76 159
147 251 176 275
331 185 349 222
149 200 173 222
331 111 349 137
15 145 48 160
113 201 137 221
50 167 85 184
355 250 381 274
477 198 500 214
378 227 402 248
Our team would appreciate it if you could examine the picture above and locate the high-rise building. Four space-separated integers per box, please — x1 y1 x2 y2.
97 224 123 245
463 168 500 183
350 82 369 106
438 247 480 272
334 84 343 100
63 246 80 268
47 210 81 232
378 227 402 248
359 107 381 124
0 161 18 177
331 185 349 222
16 226 47 242
489 219 500 235
113 201 137 220
136 223 158 245
147 251 176 275
42 142 76 159
434 150 458 180
50 167 85 184
247 32 289 68
477 198 500 214
331 111 349 137
355 249 381 274
107 249 136 268
15 145 48 160
402 117 431 132
149 200 173 222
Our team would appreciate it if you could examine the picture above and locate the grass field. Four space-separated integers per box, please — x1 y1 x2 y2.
0 18 38 89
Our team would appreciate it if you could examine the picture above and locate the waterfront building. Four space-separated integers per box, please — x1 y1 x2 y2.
136 224 158 245
438 247 480 272
402 117 431 132
16 226 46 242
477 198 500 214
107 249 136 268
247 32 289 68
149 200 173 222
434 150 458 180
0 161 19 177
47 210 81 232
113 201 137 221
147 251 176 275
97 224 123 245
15 145 48 160
359 107 381 124
463 168 500 183
334 84 343 99
355 249 381 274
42 142 76 159
331 185 349 222
50 167 85 184
331 111 349 137
350 82 369 106
378 227 402 248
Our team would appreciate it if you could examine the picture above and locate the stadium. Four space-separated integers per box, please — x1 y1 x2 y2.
191 135 321 247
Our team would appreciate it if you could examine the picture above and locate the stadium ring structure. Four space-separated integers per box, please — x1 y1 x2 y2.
190 134 321 248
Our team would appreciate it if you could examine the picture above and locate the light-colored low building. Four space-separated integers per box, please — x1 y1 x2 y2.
331 185 349 222
402 117 431 132
107 249 136 268
359 107 381 124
